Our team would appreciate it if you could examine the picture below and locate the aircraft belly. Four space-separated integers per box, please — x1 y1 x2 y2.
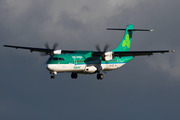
102 63 126 71
47 63 126 72
47 64 86 72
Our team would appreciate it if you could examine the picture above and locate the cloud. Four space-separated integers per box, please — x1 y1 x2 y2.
146 52 179 78
1 0 179 76
1 0 140 43
1 0 180 120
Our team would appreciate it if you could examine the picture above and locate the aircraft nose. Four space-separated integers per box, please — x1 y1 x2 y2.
46 64 54 71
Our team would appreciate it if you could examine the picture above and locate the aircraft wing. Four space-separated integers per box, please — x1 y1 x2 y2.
4 45 54 53
4 45 175 57
112 50 175 57
3 45 74 54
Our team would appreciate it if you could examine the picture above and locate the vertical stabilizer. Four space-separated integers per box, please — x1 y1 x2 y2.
111 24 134 51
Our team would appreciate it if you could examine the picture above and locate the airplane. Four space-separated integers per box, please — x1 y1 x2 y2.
4 24 175 80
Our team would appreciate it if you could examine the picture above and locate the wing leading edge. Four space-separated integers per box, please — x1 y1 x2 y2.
3 45 75 54
3 45 175 57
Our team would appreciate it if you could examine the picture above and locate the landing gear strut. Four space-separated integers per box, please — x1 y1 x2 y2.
97 73 103 80
71 72 78 79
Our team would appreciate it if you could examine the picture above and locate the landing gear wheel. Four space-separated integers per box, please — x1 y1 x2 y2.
97 74 103 80
49 71 57 79
51 75 55 79
71 72 78 79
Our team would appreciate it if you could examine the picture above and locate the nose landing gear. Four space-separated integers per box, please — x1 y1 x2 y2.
50 71 57 79
51 75 55 79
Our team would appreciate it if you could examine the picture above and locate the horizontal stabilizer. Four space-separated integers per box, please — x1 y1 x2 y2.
107 28 153 31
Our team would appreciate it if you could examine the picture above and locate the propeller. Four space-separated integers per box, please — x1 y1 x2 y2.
40 42 59 56
95 44 110 61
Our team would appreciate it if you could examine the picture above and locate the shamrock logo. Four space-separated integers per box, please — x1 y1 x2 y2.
122 34 130 50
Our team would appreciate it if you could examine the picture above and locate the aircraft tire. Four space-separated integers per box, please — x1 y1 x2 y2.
100 74 103 80
71 72 78 79
51 75 55 79
97 74 103 80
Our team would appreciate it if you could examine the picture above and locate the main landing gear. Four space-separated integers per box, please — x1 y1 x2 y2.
71 72 78 79
49 71 103 80
97 73 103 80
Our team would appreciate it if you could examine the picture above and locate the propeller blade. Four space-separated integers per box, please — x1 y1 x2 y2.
53 42 59 50
103 44 110 53
95 44 110 61
95 44 101 52
41 42 59 57
44 42 50 49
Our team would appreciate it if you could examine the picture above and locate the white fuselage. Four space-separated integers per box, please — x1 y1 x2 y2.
46 63 125 74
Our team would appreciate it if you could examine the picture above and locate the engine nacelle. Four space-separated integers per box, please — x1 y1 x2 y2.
104 51 113 61
53 50 62 54
84 66 97 73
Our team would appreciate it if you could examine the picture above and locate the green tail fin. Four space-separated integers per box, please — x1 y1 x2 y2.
111 24 134 51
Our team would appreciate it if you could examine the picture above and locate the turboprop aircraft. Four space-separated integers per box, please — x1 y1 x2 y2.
4 24 175 80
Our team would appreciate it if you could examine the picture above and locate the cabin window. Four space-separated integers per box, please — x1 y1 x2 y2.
76 60 84 63
53 57 58 60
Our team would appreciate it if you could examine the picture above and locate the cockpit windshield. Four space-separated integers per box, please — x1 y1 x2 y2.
59 58 65 61
53 57 58 60
48 56 53 61
48 56 65 61
50 57 65 61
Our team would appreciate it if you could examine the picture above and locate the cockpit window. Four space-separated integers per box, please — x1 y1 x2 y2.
59 57 65 61
53 57 58 60
48 56 53 61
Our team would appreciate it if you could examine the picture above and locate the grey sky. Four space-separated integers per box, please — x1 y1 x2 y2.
1 0 180 120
